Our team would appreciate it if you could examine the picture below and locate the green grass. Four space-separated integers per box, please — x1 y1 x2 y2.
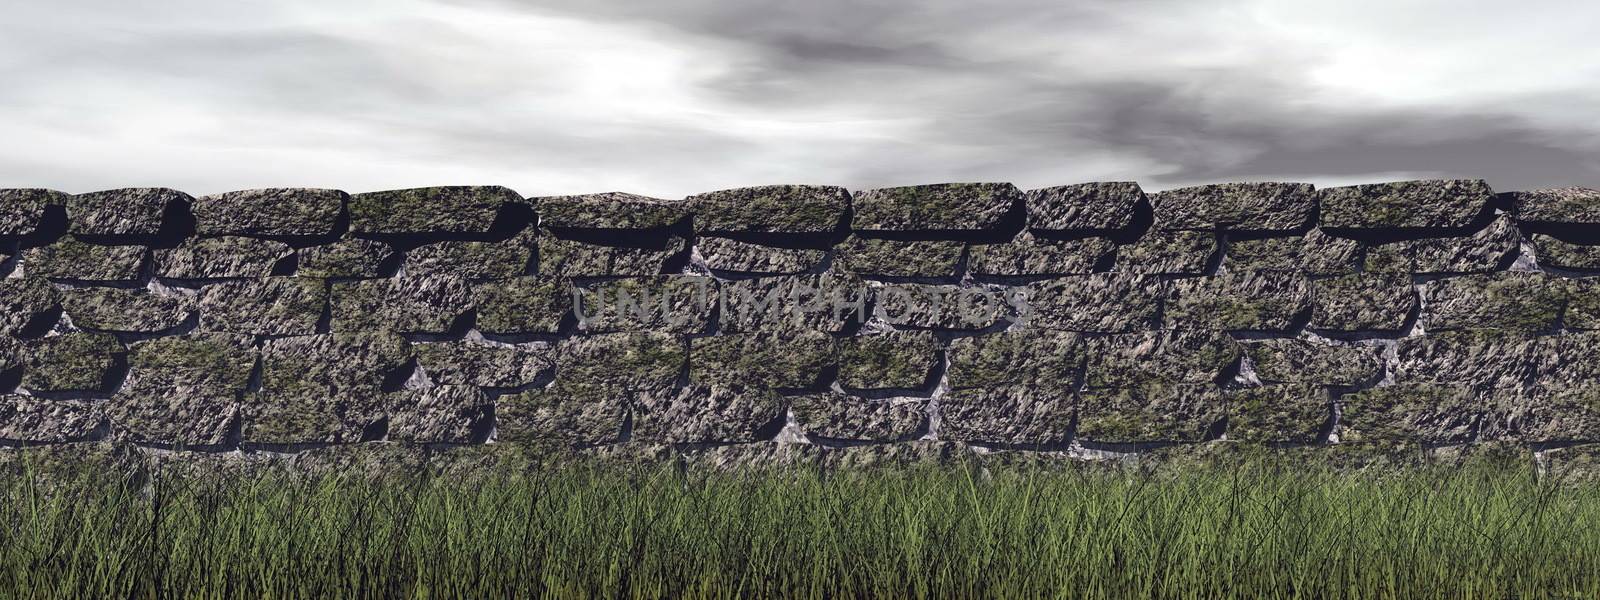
2 450 1599 599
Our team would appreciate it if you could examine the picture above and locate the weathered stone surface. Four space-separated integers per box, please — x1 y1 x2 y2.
60 288 190 333
967 233 1113 276
1482 386 1600 442
387 385 490 443
945 329 1083 390
330 275 473 334
23 237 145 282
197 277 327 336
414 339 550 388
875 283 1012 330
819 440 976 471
1320 179 1494 230
0 337 18 373
0 277 59 336
106 380 238 446
67 187 187 235
690 330 835 389
689 185 849 234
1024 181 1143 232
632 383 784 443
406 232 535 280
836 330 939 390
720 273 868 334
1340 384 1481 443
1078 384 1225 443
851 183 1019 232
696 237 825 275
129 333 256 391
940 385 1074 445
259 332 412 393
835 237 964 278
1226 384 1330 443
1420 272 1566 333
0 188 61 235
242 385 387 444
792 392 925 442
1164 270 1310 332
1151 182 1317 232
1022 273 1163 333
1308 273 1416 333
1530 234 1600 271
1243 339 1384 386
496 380 628 445
1116 229 1218 275
1085 329 1241 388
1393 330 1533 389
1364 214 1520 274
297 237 395 278
1566 278 1600 330
21 333 123 393
556 332 685 392
191 188 344 236
1512 187 1600 225
1526 332 1600 387
349 186 518 234
153 236 293 279
0 396 100 442
471 276 572 334
1226 229 1360 275
537 192 688 230
536 235 686 277
571 276 715 334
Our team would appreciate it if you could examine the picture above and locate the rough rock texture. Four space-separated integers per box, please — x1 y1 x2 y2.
1164 270 1310 332
23 237 145 282
1566 279 1600 330
1077 385 1225 443
242 387 386 445
537 192 688 230
330 275 474 334
402 231 534 280
690 185 850 234
940 386 1074 445
1340 384 1481 443
387 385 491 443
153 236 293 279
197 277 327 336
1529 234 1600 271
1482 386 1600 442
107 381 238 446
835 237 964 278
945 329 1083 390
1023 273 1163 333
697 237 826 275
536 235 686 277
690 330 835 389
0 396 101 442
349 186 518 234
21 333 124 393
1308 274 1416 333
496 381 628 445
1420 272 1566 333
67 188 187 235
1023 182 1143 232
851 183 1019 232
297 237 395 278
631 383 783 443
1226 384 1330 443
1150 182 1317 232
259 333 411 393
836 330 940 390
571 276 716 334
1319 179 1494 230
1085 330 1241 388
967 234 1114 276
1365 214 1520 274
0 277 59 336
471 277 571 334
1116 229 1218 275
191 188 344 236
1526 332 1600 387
875 283 1012 330
1243 339 1384 386
1393 330 1534 389
556 332 685 393
414 340 550 388
59 287 190 333
791 392 925 442
1226 229 1360 274
128 333 256 390
720 273 867 334
1513 187 1600 225
0 188 61 235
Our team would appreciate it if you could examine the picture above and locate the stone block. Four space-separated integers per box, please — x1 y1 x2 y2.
1150 182 1316 231
330 275 474 334
967 233 1113 276
153 236 293 279
1308 273 1416 333
496 380 628 445
1225 384 1330 443
0 395 101 442
191 188 344 237
67 187 187 235
197 277 327 336
60 287 190 333
413 339 550 388
940 385 1074 445
791 392 925 442
689 184 849 234
945 329 1083 390
23 237 145 282
1225 229 1360 275
296 237 395 278
1077 384 1225 443
1319 179 1494 230
851 182 1019 232
835 237 964 278
536 234 686 277
1022 273 1163 333
1242 339 1384 386
21 333 124 393
1085 329 1241 388
536 192 688 229
1116 229 1218 275
836 330 939 390
690 330 835 389
632 383 784 444
471 276 572 335
571 276 715 334
697 237 825 275
387 385 491 443
1163 270 1310 332
1339 384 1482 443
349 186 518 234
1023 181 1143 232
1420 272 1566 333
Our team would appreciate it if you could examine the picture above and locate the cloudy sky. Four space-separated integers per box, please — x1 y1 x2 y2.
2 0 1597 197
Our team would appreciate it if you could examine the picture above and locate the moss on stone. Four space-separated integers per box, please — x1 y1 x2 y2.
153 236 293 279
297 237 395 278
348 186 517 234
330 275 474 334
197 277 327 336
472 276 571 334
1078 384 1225 444
496 380 627 446
23 236 146 282
691 330 836 389
851 182 1019 232
60 287 190 333
835 330 939 390
1339 384 1481 444
21 332 124 393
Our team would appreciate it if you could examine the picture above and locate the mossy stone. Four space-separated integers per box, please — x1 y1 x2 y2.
1242 339 1384 386
1023 273 1164 332
1077 384 1226 443
67 187 187 235
191 188 344 236
967 233 1113 276
21 332 124 393
1225 384 1330 443
1023 181 1142 232
690 330 835 389
791 392 925 442
153 236 293 279
1163 270 1310 332
689 185 848 234
851 182 1019 232
496 380 628 446
1420 272 1566 333
1339 384 1481 444
571 276 716 334
1150 182 1316 232
1084 330 1241 388
23 236 146 282
387 385 491 443
945 329 1084 390
59 287 190 333
1319 179 1493 230
329 275 474 334
471 276 572 334
0 188 61 235
1116 230 1218 275
940 385 1074 445
1308 273 1416 333
197 277 327 336
348 186 518 234
835 330 939 390
0 395 101 443
631 383 783 444
297 237 395 278
835 236 964 278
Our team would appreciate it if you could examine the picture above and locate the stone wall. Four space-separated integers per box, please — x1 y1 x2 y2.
5 180 1600 473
